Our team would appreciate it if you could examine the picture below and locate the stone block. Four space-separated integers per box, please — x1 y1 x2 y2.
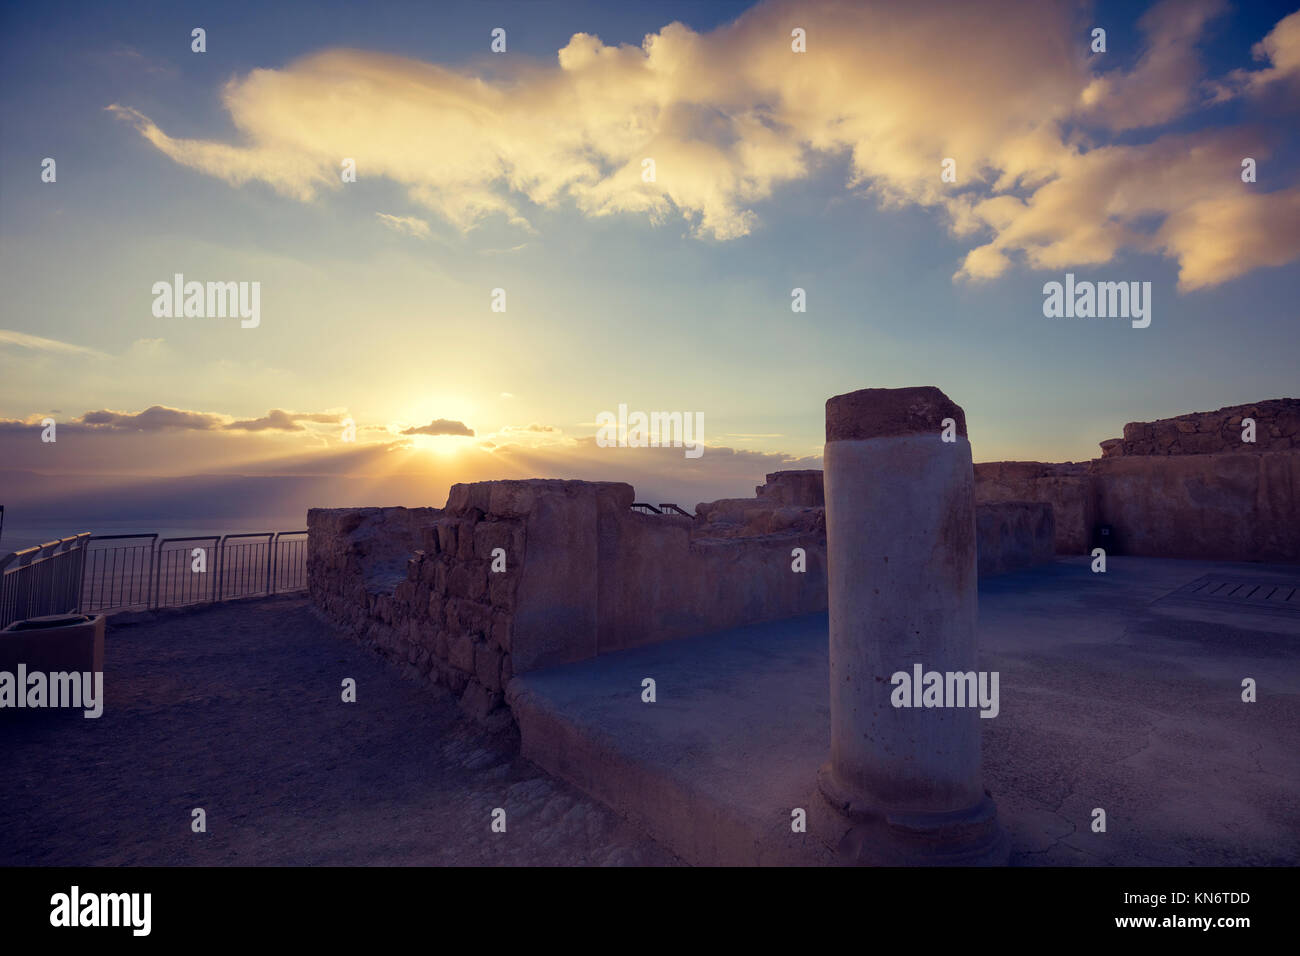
473 521 520 562
447 483 491 516
459 681 504 722
436 522 456 556
457 522 477 561
445 667 469 696
489 572 517 610
491 611 512 652
488 481 538 518
448 633 476 673
447 565 477 599
475 642 503 692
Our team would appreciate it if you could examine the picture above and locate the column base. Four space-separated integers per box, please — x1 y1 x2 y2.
817 764 1010 866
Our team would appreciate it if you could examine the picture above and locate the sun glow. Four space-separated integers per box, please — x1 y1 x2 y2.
410 433 474 458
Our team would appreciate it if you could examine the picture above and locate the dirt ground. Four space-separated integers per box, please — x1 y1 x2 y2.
0 595 679 866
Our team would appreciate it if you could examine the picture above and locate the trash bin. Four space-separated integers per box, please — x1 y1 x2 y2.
0 613 105 675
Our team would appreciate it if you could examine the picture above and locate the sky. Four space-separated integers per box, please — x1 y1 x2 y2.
1 0 1298 531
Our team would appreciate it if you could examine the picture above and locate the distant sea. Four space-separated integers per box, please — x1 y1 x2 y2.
0 517 307 554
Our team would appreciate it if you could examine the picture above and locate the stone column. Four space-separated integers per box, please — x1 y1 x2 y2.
818 386 1007 865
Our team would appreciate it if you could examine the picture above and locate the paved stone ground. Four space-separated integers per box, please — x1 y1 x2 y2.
0 596 679 866
511 557 1300 866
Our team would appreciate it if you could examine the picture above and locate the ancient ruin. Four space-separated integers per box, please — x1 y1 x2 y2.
304 388 1299 865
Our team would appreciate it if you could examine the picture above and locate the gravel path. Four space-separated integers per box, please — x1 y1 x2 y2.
0 596 679 866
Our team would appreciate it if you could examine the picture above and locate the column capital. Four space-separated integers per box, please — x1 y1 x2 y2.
825 386 967 442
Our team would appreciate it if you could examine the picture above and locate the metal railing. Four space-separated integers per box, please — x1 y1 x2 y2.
1 529 308 627
82 534 157 613
0 533 91 627
631 502 695 517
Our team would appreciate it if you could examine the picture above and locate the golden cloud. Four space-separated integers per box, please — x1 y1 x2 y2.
110 0 1300 290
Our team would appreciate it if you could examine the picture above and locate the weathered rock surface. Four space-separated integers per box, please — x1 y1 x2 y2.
1101 398 1298 457
976 501 1056 577
975 398 1299 560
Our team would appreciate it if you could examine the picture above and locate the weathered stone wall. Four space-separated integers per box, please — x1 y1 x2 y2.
1100 399 1299 458
1092 452 1300 561
693 469 826 536
974 461 1096 554
308 498 523 730
975 501 1056 577
597 510 827 656
308 479 833 725
974 412 1300 561
310 483 1049 710
755 470 825 507
307 505 444 628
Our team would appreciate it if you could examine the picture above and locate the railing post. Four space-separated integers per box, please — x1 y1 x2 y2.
215 536 225 604
268 534 277 595
72 533 89 614
151 540 161 610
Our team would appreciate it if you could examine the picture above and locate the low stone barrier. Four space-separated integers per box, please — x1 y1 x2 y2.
309 479 831 727
309 471 1060 726
975 502 1055 577
974 451 1299 562
974 461 1095 554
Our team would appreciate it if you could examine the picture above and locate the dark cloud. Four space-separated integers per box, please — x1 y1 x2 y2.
78 405 224 431
226 409 342 431
0 405 348 434
401 418 475 437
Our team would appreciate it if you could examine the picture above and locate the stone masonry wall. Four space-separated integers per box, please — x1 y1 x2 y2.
975 501 1056 577
699 469 1063 568
308 497 524 731
311 478 1051 722
973 399 1299 561
308 478 834 727
1099 399 1299 458
1092 452 1300 561
974 461 1095 554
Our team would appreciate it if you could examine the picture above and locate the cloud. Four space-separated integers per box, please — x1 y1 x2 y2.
1210 10 1300 102
0 404 348 433
1077 0 1228 131
954 129 1300 290
482 422 570 449
226 409 344 431
375 212 432 238
105 45 178 78
400 418 475 437
78 405 226 431
0 329 108 358
109 0 1300 289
